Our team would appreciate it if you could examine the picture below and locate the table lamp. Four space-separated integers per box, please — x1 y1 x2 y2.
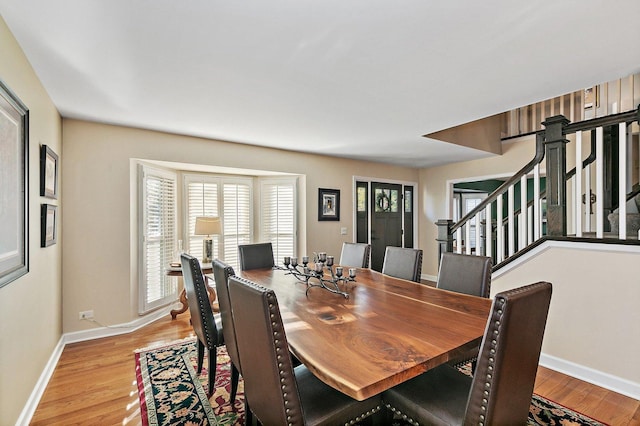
194 216 221 264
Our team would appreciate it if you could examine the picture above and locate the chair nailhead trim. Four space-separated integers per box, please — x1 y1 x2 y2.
384 403 420 425
476 297 505 423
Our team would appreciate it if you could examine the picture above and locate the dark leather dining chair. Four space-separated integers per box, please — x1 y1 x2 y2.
180 253 225 397
237 242 275 271
437 252 492 371
339 242 371 268
381 246 423 283
227 275 384 426
437 252 492 298
212 259 241 404
383 281 552 425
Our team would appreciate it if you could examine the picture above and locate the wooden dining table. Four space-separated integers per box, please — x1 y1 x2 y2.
238 265 492 401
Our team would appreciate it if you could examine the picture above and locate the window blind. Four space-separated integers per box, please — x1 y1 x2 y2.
184 175 252 271
139 165 177 314
223 182 252 270
260 178 296 262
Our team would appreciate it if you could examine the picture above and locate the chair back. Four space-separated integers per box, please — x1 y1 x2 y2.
228 275 304 425
180 253 220 350
212 259 240 372
464 281 552 425
437 252 492 298
339 242 371 268
381 246 423 282
238 242 275 270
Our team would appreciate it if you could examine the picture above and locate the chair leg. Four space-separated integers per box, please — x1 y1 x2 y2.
230 363 240 402
208 346 218 397
196 340 205 374
244 400 254 426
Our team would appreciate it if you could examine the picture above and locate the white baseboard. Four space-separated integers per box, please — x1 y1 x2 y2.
16 306 175 425
15 337 65 426
64 305 173 344
421 273 437 283
540 353 640 400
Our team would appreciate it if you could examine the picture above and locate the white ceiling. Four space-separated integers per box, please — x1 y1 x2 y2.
2 1 639 168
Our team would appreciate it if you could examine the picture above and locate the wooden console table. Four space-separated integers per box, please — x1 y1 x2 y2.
166 264 218 319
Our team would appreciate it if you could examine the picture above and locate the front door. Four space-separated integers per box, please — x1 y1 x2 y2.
370 182 403 271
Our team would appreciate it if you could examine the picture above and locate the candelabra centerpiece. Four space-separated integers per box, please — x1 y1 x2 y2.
277 252 356 298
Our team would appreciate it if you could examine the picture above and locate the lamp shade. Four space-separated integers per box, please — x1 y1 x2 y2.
194 216 221 236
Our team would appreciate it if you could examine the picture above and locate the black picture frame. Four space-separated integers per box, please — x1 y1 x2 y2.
0 80 29 288
40 144 58 199
41 204 58 247
318 188 340 221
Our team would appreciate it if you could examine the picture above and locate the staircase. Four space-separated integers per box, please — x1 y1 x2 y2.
437 106 640 270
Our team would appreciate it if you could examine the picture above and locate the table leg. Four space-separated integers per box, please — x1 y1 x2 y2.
170 289 189 320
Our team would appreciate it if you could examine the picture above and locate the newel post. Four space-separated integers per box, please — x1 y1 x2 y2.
542 115 570 236
436 219 453 263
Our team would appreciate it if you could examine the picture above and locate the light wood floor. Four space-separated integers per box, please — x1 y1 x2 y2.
31 314 640 425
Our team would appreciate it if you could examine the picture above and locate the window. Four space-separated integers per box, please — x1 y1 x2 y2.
184 175 252 271
461 192 487 250
222 181 252 269
185 177 220 262
139 164 177 314
260 178 296 262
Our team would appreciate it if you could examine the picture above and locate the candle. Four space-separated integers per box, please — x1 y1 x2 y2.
315 262 323 273
302 256 309 265
326 256 334 266
335 266 343 277
283 256 290 266
291 257 298 267
349 268 357 278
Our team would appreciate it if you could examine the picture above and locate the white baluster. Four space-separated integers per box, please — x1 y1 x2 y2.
497 195 504 263
508 185 515 256
520 175 527 250
465 221 471 255
596 127 604 238
474 213 481 256
618 122 627 239
533 164 541 239
456 227 462 254
585 164 592 233
575 131 583 237
485 204 492 259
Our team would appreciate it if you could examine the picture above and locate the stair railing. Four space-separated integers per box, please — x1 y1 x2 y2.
437 106 640 269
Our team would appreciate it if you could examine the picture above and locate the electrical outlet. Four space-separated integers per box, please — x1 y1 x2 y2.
340 227 347 235
79 310 94 320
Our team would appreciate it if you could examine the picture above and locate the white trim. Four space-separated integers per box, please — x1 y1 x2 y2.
64 305 174 344
16 306 175 425
421 273 437 283
352 175 419 248
540 353 640 400
492 239 640 279
15 338 65 426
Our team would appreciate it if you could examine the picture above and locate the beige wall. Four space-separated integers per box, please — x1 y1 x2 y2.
62 119 418 332
492 244 640 386
0 17 63 424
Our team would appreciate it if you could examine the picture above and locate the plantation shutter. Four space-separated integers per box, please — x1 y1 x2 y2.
223 182 252 270
185 177 220 261
260 178 296 262
139 165 177 313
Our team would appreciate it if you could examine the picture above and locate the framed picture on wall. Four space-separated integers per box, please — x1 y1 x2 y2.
40 145 58 199
0 79 29 288
41 204 58 247
318 188 340 221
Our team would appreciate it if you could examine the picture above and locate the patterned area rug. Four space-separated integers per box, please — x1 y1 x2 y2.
135 339 607 425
